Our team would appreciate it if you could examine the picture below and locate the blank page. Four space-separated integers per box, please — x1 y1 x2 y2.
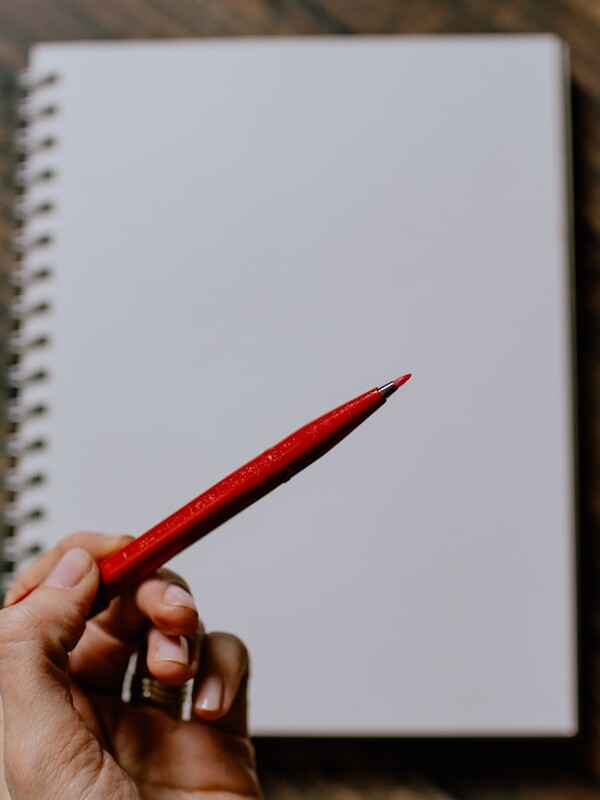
18 36 575 734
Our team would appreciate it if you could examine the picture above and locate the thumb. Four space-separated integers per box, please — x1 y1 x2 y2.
0 548 102 799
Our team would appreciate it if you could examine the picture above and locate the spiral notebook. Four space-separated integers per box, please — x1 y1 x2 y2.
3 36 575 735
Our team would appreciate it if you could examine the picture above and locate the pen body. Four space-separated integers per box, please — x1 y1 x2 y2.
97 386 386 602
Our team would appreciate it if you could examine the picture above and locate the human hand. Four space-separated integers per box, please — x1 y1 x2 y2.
0 532 261 799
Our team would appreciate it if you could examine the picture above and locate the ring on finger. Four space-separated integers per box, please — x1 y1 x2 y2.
128 651 188 719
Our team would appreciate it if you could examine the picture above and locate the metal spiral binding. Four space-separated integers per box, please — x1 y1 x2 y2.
1 69 58 598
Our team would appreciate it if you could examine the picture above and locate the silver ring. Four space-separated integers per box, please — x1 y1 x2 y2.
129 667 187 719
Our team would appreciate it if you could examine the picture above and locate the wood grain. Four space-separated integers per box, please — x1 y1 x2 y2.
1 1 599 796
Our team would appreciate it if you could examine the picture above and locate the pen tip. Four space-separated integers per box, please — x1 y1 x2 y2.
393 374 411 388
378 373 411 398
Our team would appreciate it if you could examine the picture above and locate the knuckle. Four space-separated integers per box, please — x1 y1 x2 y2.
0 599 79 672
0 603 42 651
0 606 47 688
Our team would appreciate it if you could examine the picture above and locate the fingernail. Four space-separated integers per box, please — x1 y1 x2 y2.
155 632 190 665
163 583 197 613
196 674 223 712
44 548 93 588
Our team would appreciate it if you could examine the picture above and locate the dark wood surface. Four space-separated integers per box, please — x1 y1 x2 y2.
1 1 600 797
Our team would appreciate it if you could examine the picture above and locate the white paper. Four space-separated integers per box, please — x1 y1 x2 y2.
17 36 575 734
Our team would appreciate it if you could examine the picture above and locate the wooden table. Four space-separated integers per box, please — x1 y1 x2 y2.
1 1 599 797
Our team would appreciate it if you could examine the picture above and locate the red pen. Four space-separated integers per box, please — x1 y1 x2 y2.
95 374 411 606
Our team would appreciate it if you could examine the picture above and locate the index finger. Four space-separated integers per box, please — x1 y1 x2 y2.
69 567 202 695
